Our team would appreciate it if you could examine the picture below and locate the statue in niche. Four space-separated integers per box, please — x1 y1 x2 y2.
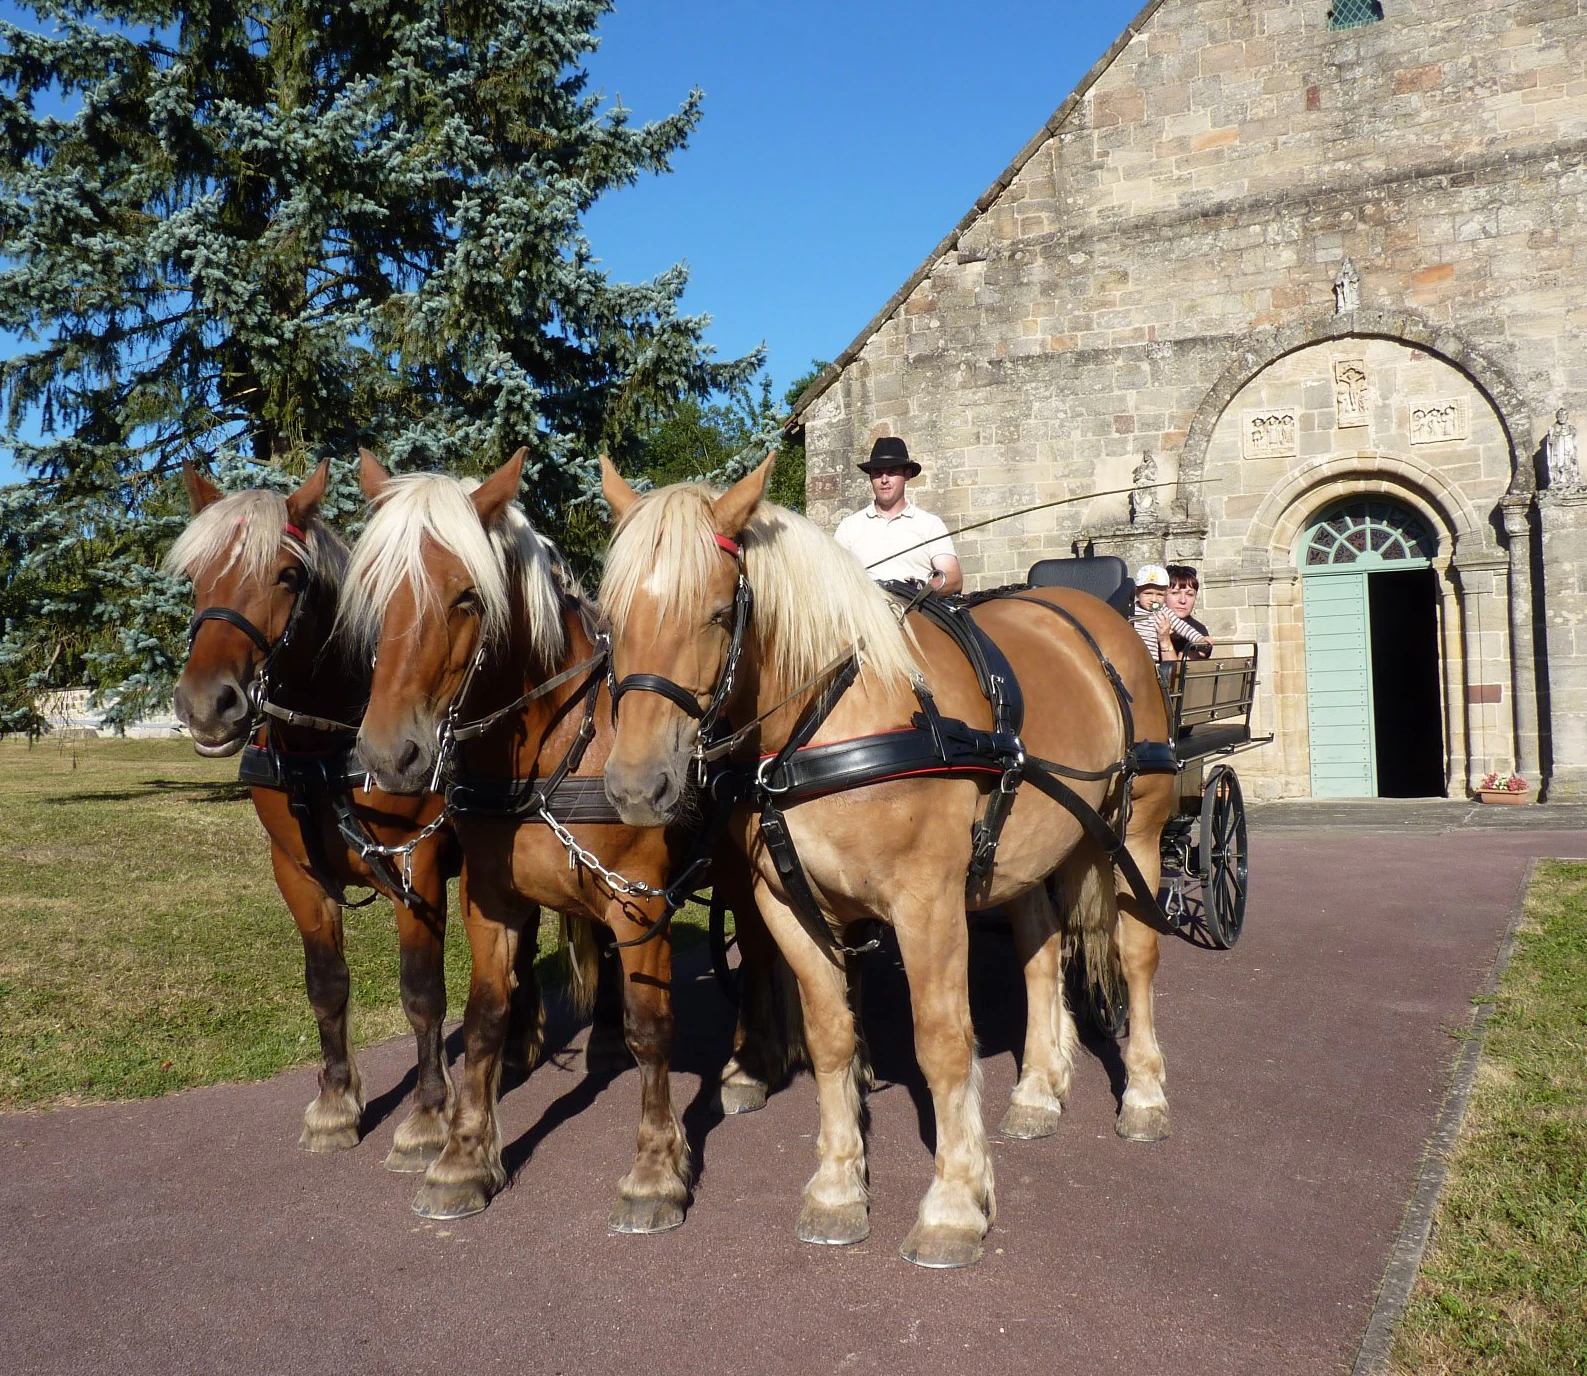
1335 360 1369 427
1546 406 1580 488
1334 258 1361 315
1129 452 1158 524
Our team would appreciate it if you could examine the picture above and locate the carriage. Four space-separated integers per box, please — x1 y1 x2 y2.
709 553 1270 1003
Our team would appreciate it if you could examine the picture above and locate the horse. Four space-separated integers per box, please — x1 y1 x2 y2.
342 449 794 1228
597 455 1177 1269
167 461 483 1169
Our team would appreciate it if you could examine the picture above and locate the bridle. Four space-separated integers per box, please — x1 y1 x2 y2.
608 532 753 781
185 521 328 742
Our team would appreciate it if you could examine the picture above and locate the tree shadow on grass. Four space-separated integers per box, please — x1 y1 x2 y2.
42 778 251 806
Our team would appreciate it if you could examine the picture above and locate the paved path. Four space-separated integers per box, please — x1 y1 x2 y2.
5 818 1584 1376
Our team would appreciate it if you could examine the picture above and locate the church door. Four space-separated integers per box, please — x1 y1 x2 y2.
1301 501 1442 798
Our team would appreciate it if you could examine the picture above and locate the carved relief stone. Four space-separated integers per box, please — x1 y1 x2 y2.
1409 398 1468 445
1333 258 1361 314
1242 407 1298 459
1334 359 1369 428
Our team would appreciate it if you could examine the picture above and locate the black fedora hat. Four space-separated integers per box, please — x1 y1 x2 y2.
857 435 921 479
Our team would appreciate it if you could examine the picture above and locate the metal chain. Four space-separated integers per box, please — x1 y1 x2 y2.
353 805 453 894
535 805 670 899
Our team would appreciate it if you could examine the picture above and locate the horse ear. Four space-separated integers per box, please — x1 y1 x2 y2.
359 447 392 501
470 448 526 527
182 461 223 513
599 453 639 521
711 452 776 538
286 459 330 528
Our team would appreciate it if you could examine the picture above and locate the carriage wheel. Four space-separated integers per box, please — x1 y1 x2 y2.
708 890 742 1004
1064 937 1129 1037
1199 765 1249 949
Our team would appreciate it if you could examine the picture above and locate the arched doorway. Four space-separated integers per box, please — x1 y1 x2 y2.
1301 500 1445 797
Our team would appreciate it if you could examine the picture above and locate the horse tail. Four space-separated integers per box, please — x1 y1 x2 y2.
562 913 602 1018
1053 839 1122 1011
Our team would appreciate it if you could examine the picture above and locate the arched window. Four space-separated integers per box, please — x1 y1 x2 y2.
1303 501 1434 567
1328 0 1383 30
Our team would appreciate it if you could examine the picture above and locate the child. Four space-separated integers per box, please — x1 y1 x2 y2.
1133 564 1210 663
1166 564 1214 661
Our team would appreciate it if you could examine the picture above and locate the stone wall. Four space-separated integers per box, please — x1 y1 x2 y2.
799 0 1587 797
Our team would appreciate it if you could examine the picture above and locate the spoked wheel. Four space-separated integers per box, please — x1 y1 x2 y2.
1199 764 1249 948
708 890 742 1003
1064 937 1129 1037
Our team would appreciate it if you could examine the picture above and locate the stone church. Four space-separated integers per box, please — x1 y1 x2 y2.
792 0 1587 800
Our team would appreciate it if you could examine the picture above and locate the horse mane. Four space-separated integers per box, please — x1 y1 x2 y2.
164 487 347 589
337 472 566 667
600 483 920 693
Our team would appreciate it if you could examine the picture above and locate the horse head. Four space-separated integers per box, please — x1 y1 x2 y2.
343 448 564 795
598 454 775 827
167 460 335 756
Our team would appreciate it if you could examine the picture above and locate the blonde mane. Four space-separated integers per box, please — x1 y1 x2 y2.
600 483 920 692
164 487 347 588
337 472 566 667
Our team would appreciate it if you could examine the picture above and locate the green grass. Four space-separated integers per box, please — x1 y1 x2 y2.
0 736 707 1109
1388 860 1587 1375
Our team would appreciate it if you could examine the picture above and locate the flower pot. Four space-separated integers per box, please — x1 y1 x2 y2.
1477 788 1529 805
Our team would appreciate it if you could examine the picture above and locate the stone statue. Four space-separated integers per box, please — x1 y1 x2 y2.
1334 258 1361 314
1546 406 1580 488
1130 452 1158 524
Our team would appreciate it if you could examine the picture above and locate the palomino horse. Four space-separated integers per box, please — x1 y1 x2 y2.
344 450 725 1228
598 456 1177 1268
167 462 499 1170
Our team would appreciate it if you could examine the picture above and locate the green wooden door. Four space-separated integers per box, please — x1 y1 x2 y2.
1301 501 1436 798
1304 572 1376 797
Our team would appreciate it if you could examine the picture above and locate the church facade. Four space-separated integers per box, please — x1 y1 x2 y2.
793 0 1587 800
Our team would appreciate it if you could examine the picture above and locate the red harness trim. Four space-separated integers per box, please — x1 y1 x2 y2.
713 533 741 558
283 522 306 542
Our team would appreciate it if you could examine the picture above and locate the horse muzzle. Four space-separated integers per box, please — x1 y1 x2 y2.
354 726 438 796
174 676 252 757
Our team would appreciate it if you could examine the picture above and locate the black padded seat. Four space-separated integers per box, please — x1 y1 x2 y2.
1026 555 1136 618
1175 721 1251 758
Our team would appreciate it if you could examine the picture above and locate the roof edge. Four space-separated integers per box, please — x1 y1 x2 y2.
790 0 1170 422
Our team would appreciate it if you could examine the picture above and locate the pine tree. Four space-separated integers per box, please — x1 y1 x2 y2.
0 0 757 730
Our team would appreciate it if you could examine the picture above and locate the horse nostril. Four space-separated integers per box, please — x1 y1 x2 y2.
214 684 238 716
396 738 422 777
648 774 674 811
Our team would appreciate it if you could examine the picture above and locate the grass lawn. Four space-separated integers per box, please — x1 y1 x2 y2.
0 736 705 1110
1388 860 1587 1375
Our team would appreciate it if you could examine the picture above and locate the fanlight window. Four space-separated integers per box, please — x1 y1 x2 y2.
1328 0 1383 29
1304 501 1434 566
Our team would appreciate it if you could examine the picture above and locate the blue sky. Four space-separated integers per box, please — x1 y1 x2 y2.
0 0 1141 482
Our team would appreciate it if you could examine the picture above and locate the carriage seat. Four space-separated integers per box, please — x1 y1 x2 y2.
1025 555 1136 618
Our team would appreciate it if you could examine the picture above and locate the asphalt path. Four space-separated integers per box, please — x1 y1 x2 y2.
5 819 1583 1376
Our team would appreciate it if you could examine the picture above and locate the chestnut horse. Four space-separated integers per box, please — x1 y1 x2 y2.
598 456 1177 1268
343 450 738 1227
167 462 494 1170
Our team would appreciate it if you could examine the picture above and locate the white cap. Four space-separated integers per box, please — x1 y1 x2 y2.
1135 563 1170 589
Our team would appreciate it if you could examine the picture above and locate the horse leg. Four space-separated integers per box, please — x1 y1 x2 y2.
720 891 803 1114
272 846 364 1152
607 903 688 1234
504 904 546 1075
999 885 1076 1140
383 866 456 1172
411 871 525 1218
1115 831 1170 1143
751 883 869 1246
895 904 994 1269
586 923 636 1075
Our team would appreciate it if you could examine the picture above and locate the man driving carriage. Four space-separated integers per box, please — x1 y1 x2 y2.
834 436 963 594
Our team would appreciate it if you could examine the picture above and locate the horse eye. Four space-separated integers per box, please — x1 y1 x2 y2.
709 605 735 628
277 566 303 589
453 589 480 613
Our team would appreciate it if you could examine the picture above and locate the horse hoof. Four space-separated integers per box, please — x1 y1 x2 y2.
796 1201 869 1246
382 1141 440 1174
999 1102 1062 1140
717 1079 768 1115
1116 1103 1171 1142
412 1178 493 1220
585 1031 635 1076
609 1196 686 1234
297 1123 360 1153
900 1224 984 1269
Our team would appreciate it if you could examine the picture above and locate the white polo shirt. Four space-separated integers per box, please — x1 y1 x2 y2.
833 499 957 583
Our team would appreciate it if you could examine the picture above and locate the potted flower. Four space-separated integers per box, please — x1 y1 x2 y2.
1477 771 1530 804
